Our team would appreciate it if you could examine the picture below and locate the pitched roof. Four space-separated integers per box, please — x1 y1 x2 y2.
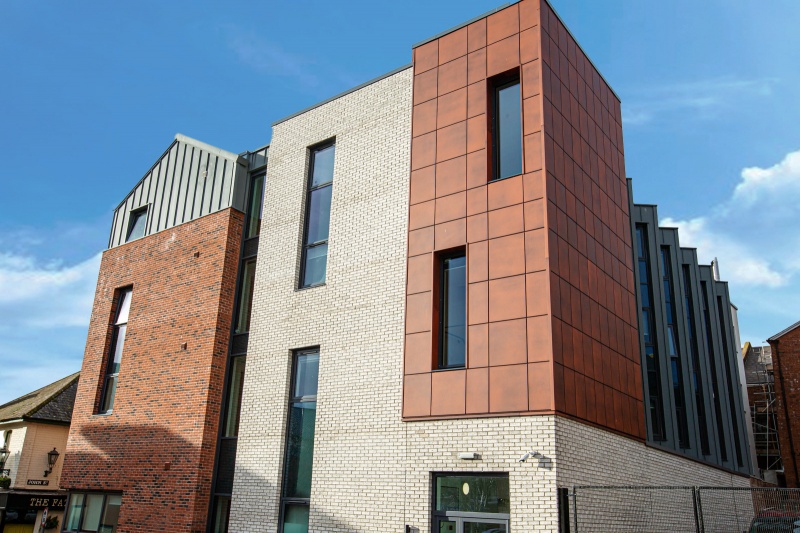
0 372 79 425
768 320 800 343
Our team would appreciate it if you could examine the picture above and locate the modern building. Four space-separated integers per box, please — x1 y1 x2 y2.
59 1 755 532
0 373 78 532
767 320 800 488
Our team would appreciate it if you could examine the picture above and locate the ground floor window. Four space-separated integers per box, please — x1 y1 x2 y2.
433 473 510 533
63 492 121 532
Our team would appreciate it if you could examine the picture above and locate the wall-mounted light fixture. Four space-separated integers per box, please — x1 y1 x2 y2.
518 451 543 463
0 444 9 471
43 448 60 477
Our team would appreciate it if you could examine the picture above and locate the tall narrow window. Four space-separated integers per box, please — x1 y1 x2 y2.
491 75 522 181
701 281 727 462
126 207 148 242
683 265 710 456
636 226 665 441
661 247 689 448
301 143 335 288
438 252 467 369
245 173 265 239
234 260 257 333
99 288 131 414
717 295 744 468
280 350 320 533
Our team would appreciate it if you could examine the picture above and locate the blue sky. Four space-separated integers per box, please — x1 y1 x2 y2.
1 0 798 403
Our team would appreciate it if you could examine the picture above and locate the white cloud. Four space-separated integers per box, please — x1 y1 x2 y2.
658 149 800 343
225 28 320 89
0 251 101 328
623 76 778 125
659 149 800 291
734 149 800 205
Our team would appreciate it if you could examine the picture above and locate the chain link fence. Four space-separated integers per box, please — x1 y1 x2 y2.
567 486 800 533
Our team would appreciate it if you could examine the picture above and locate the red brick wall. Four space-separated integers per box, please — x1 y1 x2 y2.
403 0 644 440
770 327 800 487
62 208 243 533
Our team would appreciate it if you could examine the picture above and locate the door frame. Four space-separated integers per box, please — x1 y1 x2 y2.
434 514 509 532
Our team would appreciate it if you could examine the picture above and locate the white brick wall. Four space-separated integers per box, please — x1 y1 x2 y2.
229 65 751 533
230 67 415 533
555 417 750 488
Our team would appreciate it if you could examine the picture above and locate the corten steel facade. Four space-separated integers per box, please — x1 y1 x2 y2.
59 1 755 532
403 0 644 441
769 321 800 487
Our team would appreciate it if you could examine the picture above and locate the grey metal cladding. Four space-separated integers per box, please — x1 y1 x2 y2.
108 134 249 249
631 191 752 475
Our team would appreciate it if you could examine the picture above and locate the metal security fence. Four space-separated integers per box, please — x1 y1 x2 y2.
568 486 800 533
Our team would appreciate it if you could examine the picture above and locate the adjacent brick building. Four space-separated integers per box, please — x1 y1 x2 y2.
769 321 800 488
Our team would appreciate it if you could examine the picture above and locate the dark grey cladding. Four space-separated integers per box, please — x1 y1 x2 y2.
628 179 752 476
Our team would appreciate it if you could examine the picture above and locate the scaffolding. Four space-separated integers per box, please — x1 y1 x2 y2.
744 344 783 482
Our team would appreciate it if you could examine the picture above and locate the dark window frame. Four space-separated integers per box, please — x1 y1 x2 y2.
432 472 511 532
97 287 132 415
436 248 467 370
636 225 666 442
245 172 266 240
489 70 523 182
125 206 149 242
661 247 690 449
682 265 711 456
63 491 122 533
279 348 320 533
299 140 335 289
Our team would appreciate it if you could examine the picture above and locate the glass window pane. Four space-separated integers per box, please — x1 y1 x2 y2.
668 325 678 356
246 174 265 239
294 353 320 398
101 376 118 413
215 439 238 494
310 145 335 187
224 356 247 437
116 290 131 325
305 185 332 245
235 260 257 333
464 522 507 533
82 493 105 532
497 82 522 180
640 311 650 343
302 244 328 287
126 210 147 242
439 520 456 532
283 402 317 499
109 325 126 373
65 493 85 531
100 494 121 532
636 226 645 257
212 496 231 533
441 255 466 368
435 475 510 514
282 503 310 533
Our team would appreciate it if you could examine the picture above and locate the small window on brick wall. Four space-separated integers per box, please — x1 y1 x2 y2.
489 71 523 181
98 287 132 414
436 249 467 369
